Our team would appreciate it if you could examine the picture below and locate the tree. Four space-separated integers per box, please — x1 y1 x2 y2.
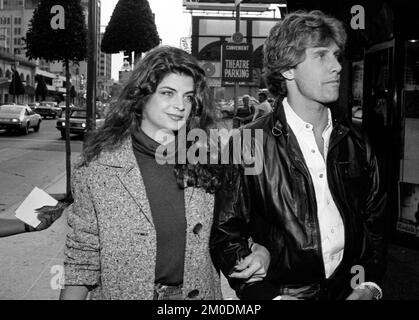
101 0 159 62
25 0 87 199
35 75 48 101
9 70 25 103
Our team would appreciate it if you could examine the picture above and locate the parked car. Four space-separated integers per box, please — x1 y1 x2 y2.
0 104 42 134
58 101 76 112
56 108 104 138
35 101 62 119
28 102 40 111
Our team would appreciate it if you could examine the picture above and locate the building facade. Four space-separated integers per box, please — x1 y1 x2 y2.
0 50 36 104
0 0 39 57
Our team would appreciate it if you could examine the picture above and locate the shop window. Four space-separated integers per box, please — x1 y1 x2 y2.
198 41 222 61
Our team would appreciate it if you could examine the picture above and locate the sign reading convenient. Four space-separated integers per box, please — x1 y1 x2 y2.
52 78 63 88
222 43 253 83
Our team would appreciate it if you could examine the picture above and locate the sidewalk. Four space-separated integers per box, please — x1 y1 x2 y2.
0 171 418 300
0 171 69 300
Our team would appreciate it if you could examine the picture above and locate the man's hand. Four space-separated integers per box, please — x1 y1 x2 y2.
229 243 270 283
346 287 374 300
31 201 69 231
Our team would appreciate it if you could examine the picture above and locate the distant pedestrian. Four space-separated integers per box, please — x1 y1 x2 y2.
234 95 255 127
253 91 273 121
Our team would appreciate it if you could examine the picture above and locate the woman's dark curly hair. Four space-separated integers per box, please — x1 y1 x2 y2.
80 46 224 193
263 10 347 97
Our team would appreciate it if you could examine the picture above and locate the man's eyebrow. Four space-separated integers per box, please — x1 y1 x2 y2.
311 48 330 54
310 47 342 55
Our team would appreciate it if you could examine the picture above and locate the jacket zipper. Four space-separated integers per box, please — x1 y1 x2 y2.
324 126 350 277
289 147 327 280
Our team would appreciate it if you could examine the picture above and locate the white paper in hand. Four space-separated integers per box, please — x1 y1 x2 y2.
15 187 58 228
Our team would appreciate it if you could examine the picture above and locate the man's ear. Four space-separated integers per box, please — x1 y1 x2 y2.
281 69 294 80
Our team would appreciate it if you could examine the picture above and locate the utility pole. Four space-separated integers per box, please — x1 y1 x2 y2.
87 0 97 133
11 14 16 103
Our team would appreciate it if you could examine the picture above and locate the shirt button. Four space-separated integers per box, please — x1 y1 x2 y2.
331 228 335 234
327 199 331 205
319 174 324 178
305 124 310 129
311 149 316 153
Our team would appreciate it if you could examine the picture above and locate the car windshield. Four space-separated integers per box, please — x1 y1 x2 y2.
71 110 87 118
0 106 23 114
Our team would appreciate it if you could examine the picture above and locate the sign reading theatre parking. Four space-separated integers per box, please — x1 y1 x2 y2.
222 43 253 82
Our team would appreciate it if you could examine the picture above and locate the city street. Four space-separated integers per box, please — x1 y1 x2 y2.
0 118 82 215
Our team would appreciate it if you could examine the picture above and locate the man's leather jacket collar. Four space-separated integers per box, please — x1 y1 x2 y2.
268 97 355 150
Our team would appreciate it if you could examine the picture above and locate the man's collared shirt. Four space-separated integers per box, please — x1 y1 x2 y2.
283 97 344 279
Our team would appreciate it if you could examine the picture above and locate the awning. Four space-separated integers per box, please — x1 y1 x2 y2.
0 81 10 89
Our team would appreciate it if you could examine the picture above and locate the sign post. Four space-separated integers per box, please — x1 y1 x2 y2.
233 2 241 122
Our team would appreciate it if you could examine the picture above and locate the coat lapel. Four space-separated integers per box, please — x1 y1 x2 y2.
98 137 154 227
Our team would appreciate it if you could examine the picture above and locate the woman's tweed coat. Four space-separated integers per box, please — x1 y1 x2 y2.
64 138 222 300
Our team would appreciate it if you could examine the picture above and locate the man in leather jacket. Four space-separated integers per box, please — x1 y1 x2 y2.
210 10 387 300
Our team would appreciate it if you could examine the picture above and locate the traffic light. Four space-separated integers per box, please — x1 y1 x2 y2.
123 51 133 67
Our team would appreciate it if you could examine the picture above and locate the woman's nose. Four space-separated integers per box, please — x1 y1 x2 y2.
173 95 186 111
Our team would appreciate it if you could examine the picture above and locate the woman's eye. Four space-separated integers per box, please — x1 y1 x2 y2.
184 96 194 104
161 91 173 97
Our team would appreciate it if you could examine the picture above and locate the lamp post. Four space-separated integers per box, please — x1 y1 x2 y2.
87 0 98 132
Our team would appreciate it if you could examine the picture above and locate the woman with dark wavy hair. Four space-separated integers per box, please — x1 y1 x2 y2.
60 46 269 300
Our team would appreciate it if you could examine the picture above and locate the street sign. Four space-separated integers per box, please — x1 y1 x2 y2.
207 78 222 87
232 32 244 43
52 78 63 88
180 37 192 53
221 42 253 83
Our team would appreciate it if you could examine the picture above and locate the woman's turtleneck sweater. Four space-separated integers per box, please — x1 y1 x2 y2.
131 129 186 286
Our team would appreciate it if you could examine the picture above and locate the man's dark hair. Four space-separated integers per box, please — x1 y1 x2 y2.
263 10 347 97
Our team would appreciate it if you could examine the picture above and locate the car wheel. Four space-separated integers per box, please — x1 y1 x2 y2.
34 121 41 132
22 124 29 135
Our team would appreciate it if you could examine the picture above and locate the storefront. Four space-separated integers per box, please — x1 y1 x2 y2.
0 52 36 104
